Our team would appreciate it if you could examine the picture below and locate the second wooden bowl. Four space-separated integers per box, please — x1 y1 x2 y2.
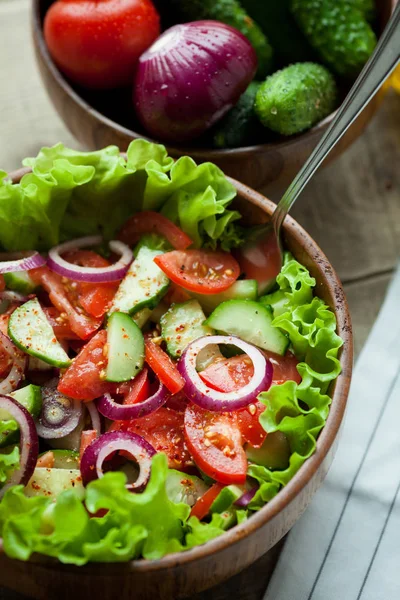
0 170 353 599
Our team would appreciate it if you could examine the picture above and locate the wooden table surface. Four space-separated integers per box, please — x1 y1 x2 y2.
0 1 399 599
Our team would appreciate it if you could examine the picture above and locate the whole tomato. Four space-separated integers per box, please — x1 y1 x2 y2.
44 0 160 89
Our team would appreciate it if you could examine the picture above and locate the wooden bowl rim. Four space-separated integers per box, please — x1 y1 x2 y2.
0 166 353 573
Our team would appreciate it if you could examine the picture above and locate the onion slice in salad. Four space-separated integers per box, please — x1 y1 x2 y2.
86 401 102 437
0 331 26 395
47 236 133 283
0 290 29 303
0 251 45 274
0 394 39 499
234 487 258 508
178 335 272 412
96 380 169 421
80 430 156 492
36 379 82 439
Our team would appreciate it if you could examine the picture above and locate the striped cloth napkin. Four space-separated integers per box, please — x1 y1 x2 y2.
263 265 400 600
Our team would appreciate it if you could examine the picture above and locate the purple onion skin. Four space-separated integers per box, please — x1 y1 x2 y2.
234 487 258 508
96 382 169 421
134 20 258 143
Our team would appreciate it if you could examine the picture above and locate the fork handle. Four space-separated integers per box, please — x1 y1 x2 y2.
274 2 400 232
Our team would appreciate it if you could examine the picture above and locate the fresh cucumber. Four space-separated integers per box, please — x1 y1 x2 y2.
210 484 244 513
246 431 291 470
8 298 71 368
0 385 42 448
259 290 289 317
106 312 144 382
166 470 208 506
3 271 38 295
161 300 213 359
205 299 289 355
25 467 84 499
39 449 80 469
48 419 84 452
189 280 258 315
133 308 152 329
109 246 169 316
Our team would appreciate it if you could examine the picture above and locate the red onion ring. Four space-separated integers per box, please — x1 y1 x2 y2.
0 291 29 303
0 394 39 499
47 236 133 283
0 251 45 274
96 380 169 421
178 335 273 412
86 401 102 437
234 487 258 508
36 379 82 439
80 430 156 492
0 331 26 395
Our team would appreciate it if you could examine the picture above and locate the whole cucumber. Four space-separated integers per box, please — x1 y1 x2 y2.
170 0 274 77
254 63 337 136
212 82 260 148
291 0 377 78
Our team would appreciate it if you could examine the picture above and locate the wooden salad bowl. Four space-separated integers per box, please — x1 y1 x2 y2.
31 0 393 195
0 169 353 599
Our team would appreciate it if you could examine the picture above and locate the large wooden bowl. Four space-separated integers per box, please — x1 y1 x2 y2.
31 0 393 195
0 169 353 599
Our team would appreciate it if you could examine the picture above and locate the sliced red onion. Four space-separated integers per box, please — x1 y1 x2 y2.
36 378 82 439
234 487 258 508
96 380 169 421
47 236 133 283
0 290 29 303
0 251 45 274
80 430 156 492
0 394 39 499
0 331 26 395
86 401 102 437
178 335 272 412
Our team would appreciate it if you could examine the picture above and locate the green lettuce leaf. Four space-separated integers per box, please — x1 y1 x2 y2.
0 141 241 252
0 443 19 485
248 254 343 509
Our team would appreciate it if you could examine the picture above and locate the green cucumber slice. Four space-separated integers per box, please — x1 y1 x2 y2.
110 246 169 316
39 449 80 470
48 419 84 452
8 298 71 367
133 308 152 329
189 280 258 315
166 470 208 506
3 271 38 295
205 299 289 355
25 467 84 499
246 431 291 470
210 484 244 513
160 300 213 358
0 385 43 448
259 290 289 317
106 312 145 382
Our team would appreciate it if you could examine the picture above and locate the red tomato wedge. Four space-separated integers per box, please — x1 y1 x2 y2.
30 267 102 340
37 451 55 469
144 335 185 394
236 234 282 294
80 430 97 460
58 330 114 401
0 275 5 292
190 483 224 520
115 367 150 406
42 307 79 341
184 404 247 485
263 350 301 386
110 407 193 471
118 212 192 250
154 249 240 294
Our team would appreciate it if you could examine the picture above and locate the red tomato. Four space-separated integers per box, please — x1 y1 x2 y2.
37 451 55 469
44 0 160 89
165 390 189 412
190 483 224 520
30 267 102 340
118 212 192 250
163 285 191 306
144 335 185 394
58 330 114 401
111 407 193 471
0 275 5 292
0 336 12 379
263 350 301 386
62 251 118 319
80 430 97 460
236 234 282 294
42 307 79 340
184 404 247 485
116 367 150 406
154 249 240 294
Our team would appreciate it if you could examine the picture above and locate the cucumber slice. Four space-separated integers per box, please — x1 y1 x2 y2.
8 298 71 367
106 312 145 382
39 449 80 470
3 271 38 295
25 468 84 499
166 470 208 506
246 431 291 470
48 418 84 452
0 385 43 448
205 299 289 355
259 290 289 317
189 280 258 315
110 246 169 316
160 300 213 358
133 308 152 329
210 484 244 513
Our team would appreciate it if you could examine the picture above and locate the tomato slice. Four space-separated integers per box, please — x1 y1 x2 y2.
236 234 282 294
115 367 150 406
118 212 192 250
30 267 102 340
58 330 114 401
190 483 224 520
0 275 5 292
144 335 185 394
37 451 55 469
184 404 247 485
263 350 301 386
163 284 191 306
111 407 193 471
154 249 240 294
80 430 97 460
42 307 79 341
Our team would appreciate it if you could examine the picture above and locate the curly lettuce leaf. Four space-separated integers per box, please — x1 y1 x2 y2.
248 255 343 509
0 443 19 485
0 140 241 252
